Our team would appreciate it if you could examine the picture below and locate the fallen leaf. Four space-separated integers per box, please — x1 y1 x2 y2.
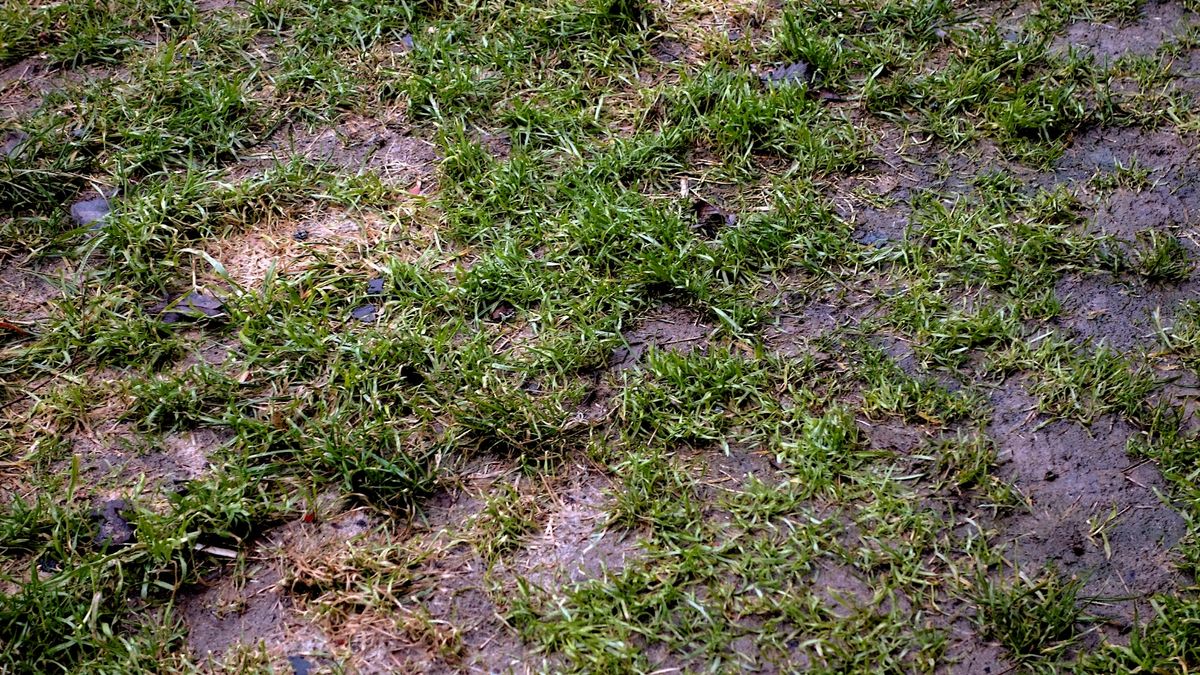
0 320 29 336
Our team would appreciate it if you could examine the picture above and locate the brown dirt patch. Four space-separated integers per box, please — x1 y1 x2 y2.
0 257 64 324
255 114 438 188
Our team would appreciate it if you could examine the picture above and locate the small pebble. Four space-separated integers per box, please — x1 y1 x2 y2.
760 61 812 87
93 499 135 548
1 130 29 158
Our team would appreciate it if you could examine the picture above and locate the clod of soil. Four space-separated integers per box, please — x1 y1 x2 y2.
288 655 312 675
692 198 736 238
1 129 29 157
92 499 134 547
69 197 111 228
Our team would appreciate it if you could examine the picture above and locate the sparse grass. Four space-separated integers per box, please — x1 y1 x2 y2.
2 0 1199 671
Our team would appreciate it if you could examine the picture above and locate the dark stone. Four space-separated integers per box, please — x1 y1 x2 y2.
70 197 111 228
650 40 684 63
288 655 312 675
37 555 61 574
692 199 736 238
489 302 516 322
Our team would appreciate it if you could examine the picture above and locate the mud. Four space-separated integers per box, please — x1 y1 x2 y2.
1053 273 1200 353
0 258 62 323
1053 1 1197 64
988 381 1188 636
611 303 712 368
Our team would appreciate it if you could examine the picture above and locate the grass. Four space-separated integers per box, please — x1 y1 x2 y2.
974 568 1089 662
2 0 1200 672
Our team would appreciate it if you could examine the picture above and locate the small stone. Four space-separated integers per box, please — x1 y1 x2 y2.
1 130 29 158
366 277 386 296
293 228 310 241
70 197 111 228
351 304 377 322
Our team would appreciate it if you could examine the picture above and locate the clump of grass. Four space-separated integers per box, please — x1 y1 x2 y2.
1088 156 1153 193
1015 336 1159 424
607 449 701 536
975 568 1088 662
1158 301 1200 369
1131 229 1195 283
858 344 984 425
774 406 879 493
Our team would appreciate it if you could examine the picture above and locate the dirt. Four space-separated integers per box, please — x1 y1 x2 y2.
177 456 646 673
1053 273 1200 353
988 380 1188 638
66 421 230 499
0 257 65 324
1053 1 1198 64
257 114 438 188
766 294 872 358
611 303 713 368
180 515 355 668
204 208 397 288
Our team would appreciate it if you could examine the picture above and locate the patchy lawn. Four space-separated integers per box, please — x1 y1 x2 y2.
2 0 1200 672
